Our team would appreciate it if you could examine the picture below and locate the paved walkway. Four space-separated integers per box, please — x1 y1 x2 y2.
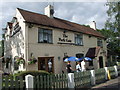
91 76 120 89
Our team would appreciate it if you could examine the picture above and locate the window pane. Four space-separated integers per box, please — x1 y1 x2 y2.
44 33 48 40
39 33 43 42
48 30 52 34
38 29 43 42
48 34 52 43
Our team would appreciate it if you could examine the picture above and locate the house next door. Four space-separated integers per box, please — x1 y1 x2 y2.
38 57 54 73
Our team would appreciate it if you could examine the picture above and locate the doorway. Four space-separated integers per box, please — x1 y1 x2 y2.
38 57 54 73
99 56 103 68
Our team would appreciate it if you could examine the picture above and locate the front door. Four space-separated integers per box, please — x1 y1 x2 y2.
38 57 54 73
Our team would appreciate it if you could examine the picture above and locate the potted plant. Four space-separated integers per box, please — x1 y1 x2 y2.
16 57 25 65
28 57 37 65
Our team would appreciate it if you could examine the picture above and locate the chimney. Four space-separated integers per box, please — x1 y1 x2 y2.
90 21 97 30
45 5 54 18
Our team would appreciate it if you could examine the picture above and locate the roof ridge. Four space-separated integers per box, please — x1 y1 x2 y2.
17 8 47 17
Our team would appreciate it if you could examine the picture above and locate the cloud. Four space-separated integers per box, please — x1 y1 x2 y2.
54 2 108 29
0 2 108 34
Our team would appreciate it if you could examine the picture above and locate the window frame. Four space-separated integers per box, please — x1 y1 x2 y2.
74 34 83 46
38 28 53 44
97 38 103 47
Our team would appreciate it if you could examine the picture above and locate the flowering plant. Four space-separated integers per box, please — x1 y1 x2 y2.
16 57 25 65
28 57 37 65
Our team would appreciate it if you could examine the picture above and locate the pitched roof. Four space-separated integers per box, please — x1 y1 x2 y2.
17 8 105 38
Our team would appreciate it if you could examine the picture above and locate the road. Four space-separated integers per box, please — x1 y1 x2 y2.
91 76 120 89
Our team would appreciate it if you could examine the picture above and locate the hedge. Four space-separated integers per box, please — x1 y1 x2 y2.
13 70 50 79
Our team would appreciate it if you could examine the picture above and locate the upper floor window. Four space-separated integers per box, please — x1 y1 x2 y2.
97 38 103 47
75 34 83 45
38 28 52 43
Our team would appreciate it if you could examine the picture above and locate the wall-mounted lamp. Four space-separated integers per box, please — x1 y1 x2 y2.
64 53 68 57
63 30 66 33
30 53 33 57
58 56 61 61
89 35 92 38
28 23 34 28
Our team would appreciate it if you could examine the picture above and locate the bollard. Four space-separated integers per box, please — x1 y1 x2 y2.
104 67 108 80
25 74 34 90
90 70 96 85
107 70 111 80
67 73 75 88
114 65 118 77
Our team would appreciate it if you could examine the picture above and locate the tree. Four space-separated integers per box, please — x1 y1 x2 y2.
0 41 2 57
105 1 120 33
104 1 120 60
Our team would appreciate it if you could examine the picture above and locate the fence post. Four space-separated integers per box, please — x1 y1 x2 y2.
67 73 75 88
90 70 96 85
104 67 108 80
25 74 34 90
114 65 118 77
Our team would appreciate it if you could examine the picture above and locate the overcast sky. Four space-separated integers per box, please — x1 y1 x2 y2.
0 1 109 40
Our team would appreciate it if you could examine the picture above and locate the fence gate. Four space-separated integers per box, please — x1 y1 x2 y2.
95 68 106 84
34 74 68 89
74 71 91 88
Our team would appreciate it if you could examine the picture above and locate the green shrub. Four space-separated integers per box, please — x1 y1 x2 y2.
14 70 50 79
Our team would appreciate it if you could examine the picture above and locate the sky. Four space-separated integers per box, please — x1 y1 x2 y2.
0 0 109 40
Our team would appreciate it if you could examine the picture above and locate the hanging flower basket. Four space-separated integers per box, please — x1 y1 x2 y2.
16 57 25 65
28 57 37 65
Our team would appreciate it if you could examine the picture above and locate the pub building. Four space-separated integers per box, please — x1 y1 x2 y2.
3 5 107 74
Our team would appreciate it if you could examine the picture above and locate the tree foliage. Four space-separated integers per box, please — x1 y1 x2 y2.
97 29 120 57
105 1 120 33
102 1 120 58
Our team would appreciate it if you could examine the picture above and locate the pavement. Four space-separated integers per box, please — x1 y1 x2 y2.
91 76 120 89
